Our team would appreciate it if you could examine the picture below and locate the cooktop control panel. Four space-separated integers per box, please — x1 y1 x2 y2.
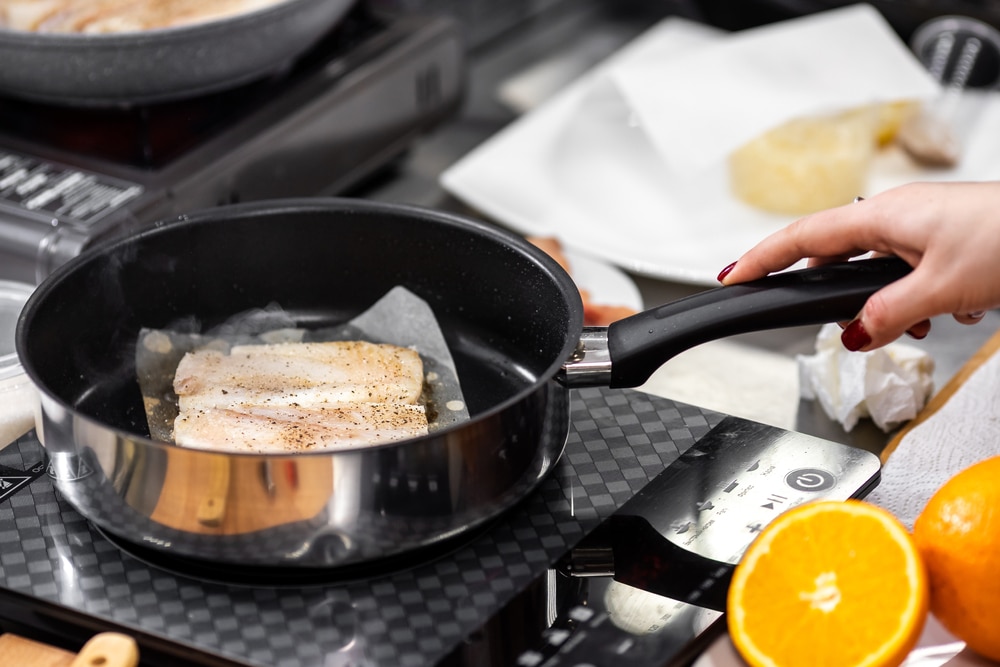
622 417 882 565
505 417 882 667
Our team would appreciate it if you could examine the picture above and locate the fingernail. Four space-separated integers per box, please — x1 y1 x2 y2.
905 328 927 340
717 261 737 283
968 311 986 320
841 319 871 351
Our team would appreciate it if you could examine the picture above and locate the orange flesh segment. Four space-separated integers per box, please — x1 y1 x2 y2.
728 500 928 667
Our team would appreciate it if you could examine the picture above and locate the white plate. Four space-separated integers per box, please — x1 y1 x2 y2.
442 18 1000 286
563 249 643 312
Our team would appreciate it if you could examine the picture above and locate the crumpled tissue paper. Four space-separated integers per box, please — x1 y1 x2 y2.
798 323 934 432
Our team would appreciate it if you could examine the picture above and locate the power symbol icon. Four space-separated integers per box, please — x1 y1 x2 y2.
785 468 836 492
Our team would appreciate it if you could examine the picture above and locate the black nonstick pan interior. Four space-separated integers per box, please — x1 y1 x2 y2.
21 199 583 440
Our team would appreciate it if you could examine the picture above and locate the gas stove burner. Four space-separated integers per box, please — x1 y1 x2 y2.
93 520 498 588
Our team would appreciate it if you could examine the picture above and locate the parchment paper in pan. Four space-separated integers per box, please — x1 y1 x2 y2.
136 286 470 445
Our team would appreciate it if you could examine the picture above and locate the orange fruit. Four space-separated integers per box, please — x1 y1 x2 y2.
728 500 928 667
913 455 1000 661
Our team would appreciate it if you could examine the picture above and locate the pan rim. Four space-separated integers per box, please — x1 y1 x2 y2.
18 197 584 459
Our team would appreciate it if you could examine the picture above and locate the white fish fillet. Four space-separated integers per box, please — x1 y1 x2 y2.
175 341 424 411
174 403 429 453
173 340 428 451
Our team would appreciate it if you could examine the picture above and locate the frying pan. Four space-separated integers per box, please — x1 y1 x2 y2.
0 0 354 106
16 199 910 569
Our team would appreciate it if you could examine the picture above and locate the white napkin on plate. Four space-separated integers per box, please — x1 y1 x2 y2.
610 3 941 175
442 9 1000 286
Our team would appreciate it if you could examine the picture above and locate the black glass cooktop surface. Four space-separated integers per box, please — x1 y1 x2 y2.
0 388 879 666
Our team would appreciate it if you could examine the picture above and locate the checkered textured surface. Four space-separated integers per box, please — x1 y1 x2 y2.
0 388 721 666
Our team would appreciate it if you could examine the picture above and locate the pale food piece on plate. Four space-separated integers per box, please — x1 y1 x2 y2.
873 99 921 147
728 109 877 216
728 101 921 216
0 0 290 33
173 340 429 452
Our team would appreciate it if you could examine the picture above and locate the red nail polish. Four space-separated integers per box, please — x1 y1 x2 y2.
717 261 737 283
841 319 871 351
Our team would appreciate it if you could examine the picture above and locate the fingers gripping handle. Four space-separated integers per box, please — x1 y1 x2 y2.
606 257 912 389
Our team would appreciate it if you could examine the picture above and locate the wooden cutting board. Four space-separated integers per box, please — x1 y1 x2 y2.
0 632 139 667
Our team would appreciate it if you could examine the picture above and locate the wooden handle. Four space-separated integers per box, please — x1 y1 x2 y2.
70 633 140 667
0 632 139 667
0 633 74 666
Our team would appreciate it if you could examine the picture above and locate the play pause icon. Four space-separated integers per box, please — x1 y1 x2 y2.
761 494 788 510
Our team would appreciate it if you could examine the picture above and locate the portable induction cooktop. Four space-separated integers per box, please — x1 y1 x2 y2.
0 388 880 666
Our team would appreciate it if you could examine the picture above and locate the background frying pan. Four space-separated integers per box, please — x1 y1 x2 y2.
0 0 355 106
16 198 909 569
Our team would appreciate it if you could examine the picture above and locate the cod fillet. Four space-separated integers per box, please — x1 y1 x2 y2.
172 340 428 452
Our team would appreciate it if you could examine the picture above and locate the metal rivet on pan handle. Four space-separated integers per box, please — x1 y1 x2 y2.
559 327 613 388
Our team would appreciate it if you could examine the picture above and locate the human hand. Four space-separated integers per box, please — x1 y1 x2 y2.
717 181 1000 351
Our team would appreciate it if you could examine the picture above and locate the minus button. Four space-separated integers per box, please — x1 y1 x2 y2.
723 481 739 493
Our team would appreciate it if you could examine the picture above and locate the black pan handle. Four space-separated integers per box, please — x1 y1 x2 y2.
606 256 912 389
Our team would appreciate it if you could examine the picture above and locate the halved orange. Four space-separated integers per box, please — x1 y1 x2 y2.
727 500 928 667
913 455 1000 661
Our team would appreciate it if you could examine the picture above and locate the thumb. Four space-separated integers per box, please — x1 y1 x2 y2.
844 270 936 351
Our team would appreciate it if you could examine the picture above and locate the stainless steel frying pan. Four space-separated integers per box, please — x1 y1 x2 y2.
0 0 354 106
16 199 911 571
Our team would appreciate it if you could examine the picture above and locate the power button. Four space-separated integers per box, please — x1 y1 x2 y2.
785 468 836 492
